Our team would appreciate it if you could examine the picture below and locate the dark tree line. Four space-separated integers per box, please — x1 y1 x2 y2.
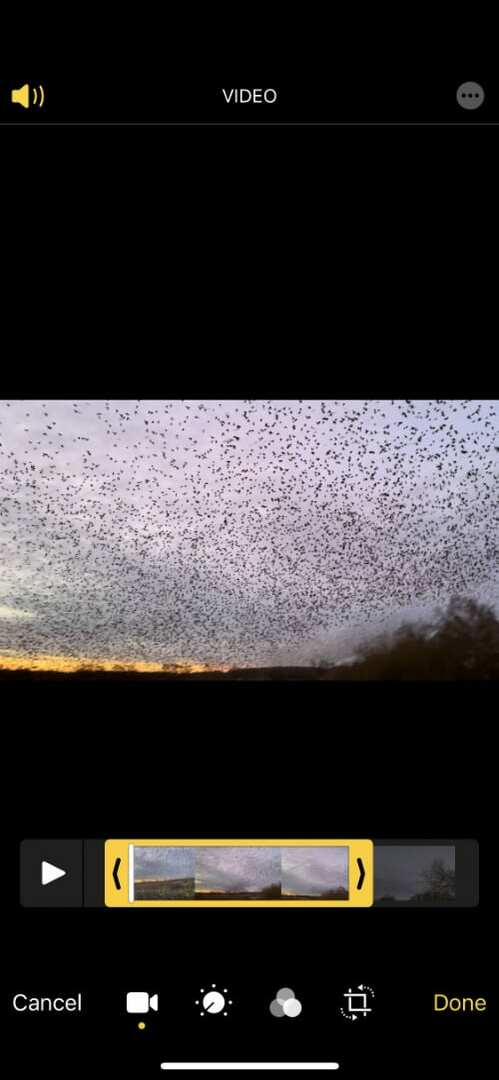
330 597 499 680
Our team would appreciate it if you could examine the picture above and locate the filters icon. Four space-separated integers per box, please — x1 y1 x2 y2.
269 988 302 1018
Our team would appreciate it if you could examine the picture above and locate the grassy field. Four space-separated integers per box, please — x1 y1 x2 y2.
133 883 349 901
135 877 195 900
282 888 349 900
195 884 281 900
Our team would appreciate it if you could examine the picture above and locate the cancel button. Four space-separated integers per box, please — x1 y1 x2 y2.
12 994 83 1012
434 994 487 1013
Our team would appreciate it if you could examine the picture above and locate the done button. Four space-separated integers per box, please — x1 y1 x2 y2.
434 994 487 1012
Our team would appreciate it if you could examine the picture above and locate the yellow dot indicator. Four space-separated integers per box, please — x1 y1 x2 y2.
138 1022 146 1030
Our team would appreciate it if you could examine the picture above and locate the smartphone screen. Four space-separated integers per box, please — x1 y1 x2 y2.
2 13 496 1079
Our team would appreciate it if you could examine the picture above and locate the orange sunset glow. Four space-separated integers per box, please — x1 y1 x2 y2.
0 654 227 675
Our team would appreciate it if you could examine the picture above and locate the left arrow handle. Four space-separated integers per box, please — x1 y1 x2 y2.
112 857 122 890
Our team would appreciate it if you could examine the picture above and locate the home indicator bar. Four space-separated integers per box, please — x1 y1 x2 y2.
160 1065 340 1072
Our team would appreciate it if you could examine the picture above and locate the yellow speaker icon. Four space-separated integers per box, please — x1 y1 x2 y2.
11 83 45 109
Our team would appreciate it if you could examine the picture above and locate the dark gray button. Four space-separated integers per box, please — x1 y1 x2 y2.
20 839 83 907
457 82 485 110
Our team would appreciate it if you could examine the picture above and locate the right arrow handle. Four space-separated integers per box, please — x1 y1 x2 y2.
356 857 365 890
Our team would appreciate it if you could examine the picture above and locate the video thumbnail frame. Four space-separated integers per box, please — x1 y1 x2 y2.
105 839 373 907
132 844 349 902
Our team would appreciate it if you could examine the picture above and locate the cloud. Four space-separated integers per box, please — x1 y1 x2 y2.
281 847 348 895
0 605 37 620
134 847 195 881
195 847 281 892
374 846 455 900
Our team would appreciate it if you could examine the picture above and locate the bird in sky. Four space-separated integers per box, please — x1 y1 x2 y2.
0 399 497 669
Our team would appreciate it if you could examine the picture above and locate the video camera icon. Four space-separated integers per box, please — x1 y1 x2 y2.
126 992 159 1014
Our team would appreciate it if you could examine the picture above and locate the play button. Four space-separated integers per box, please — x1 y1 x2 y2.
20 840 83 907
41 861 67 886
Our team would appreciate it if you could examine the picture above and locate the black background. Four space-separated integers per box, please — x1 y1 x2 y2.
0 66 497 124
6 682 494 1077
2 8 497 1077
1 7 497 124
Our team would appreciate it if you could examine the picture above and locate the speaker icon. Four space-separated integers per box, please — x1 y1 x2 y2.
11 84 45 109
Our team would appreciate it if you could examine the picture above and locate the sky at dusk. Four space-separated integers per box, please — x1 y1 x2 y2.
281 846 348 895
195 847 281 893
0 399 497 667
134 846 195 881
374 846 455 900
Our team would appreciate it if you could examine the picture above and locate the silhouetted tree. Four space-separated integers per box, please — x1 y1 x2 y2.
418 858 455 900
266 883 281 898
346 596 499 679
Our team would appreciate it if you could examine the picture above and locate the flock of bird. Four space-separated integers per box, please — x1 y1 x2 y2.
0 399 497 668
